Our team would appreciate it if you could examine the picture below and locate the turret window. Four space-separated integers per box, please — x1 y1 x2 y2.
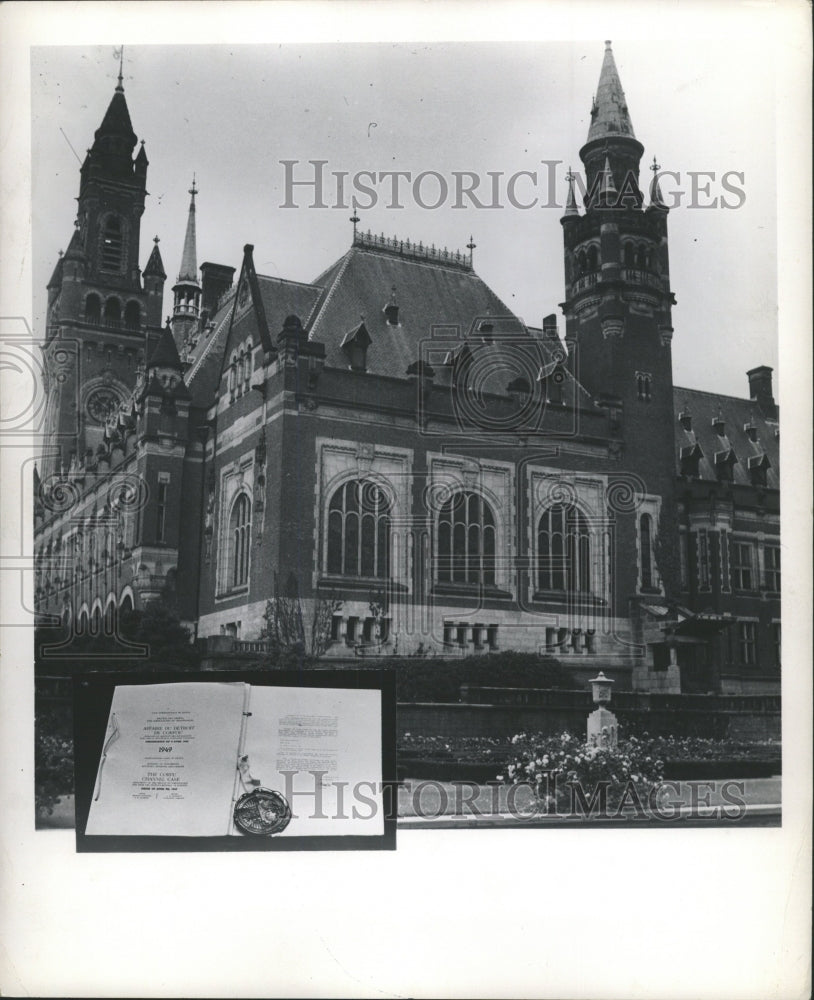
100 215 124 273
639 513 655 590
156 479 169 543
635 371 652 401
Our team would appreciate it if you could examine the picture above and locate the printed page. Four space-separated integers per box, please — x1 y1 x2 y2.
244 687 384 837
85 682 248 837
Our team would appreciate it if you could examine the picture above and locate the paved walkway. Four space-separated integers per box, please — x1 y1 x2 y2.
38 778 781 832
397 776 781 828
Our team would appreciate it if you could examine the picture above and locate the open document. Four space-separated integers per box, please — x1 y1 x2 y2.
84 681 384 838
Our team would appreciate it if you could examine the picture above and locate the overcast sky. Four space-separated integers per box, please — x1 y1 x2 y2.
32 39 777 398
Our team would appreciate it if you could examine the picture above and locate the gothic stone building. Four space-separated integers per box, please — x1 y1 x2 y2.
34 44 780 695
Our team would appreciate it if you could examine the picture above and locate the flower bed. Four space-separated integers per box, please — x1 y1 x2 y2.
398 732 781 783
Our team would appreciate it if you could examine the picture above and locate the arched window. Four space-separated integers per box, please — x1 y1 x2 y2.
327 480 391 578
124 301 141 329
623 243 635 267
437 491 496 586
537 505 591 594
104 297 121 324
85 293 101 324
100 216 124 273
640 513 654 589
230 493 252 588
587 245 599 270
577 251 587 275
228 353 237 396
636 245 648 268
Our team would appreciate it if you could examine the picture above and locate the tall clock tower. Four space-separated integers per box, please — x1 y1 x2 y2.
40 62 165 482
560 41 681 601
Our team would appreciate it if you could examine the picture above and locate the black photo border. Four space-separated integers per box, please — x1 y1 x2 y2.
73 668 397 853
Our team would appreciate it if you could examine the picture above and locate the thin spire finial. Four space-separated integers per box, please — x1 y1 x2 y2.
651 155 661 174
189 174 198 201
466 234 477 266
115 46 124 92
350 213 360 240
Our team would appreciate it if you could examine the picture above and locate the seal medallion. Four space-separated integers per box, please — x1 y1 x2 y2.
233 788 291 836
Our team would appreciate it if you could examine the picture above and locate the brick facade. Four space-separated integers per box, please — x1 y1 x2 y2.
34 45 779 695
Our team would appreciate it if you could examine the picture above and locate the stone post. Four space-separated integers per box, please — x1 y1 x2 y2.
587 671 618 748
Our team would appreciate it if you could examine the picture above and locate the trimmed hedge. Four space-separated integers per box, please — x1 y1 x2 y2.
377 652 575 702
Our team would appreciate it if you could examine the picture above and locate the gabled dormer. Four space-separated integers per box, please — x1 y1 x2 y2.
340 321 372 372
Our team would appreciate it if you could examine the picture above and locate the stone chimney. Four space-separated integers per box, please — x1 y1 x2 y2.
747 366 777 419
201 262 236 316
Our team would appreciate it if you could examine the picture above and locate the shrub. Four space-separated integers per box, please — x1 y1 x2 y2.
35 707 74 815
391 651 574 702
498 731 665 814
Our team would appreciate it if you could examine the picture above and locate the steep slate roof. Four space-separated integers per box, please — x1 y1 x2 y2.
673 385 779 489
182 238 603 414
306 242 521 379
235 274 323 348
185 275 324 408
185 293 237 407
147 323 184 371
95 89 136 145
586 41 636 144
143 241 166 279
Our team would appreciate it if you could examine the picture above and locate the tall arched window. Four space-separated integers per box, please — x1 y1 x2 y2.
327 480 391 578
587 245 599 271
85 293 101 324
228 353 237 396
537 505 591 594
124 301 141 329
104 297 121 324
230 493 252 588
623 243 635 267
100 216 124 273
640 513 653 590
437 491 496 586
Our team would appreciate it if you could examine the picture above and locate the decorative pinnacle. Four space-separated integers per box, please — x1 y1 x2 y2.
350 213 360 239
153 235 160 244
651 155 661 174
189 174 198 201
466 235 477 265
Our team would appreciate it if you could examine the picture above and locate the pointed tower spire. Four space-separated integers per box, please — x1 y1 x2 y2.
587 41 636 144
580 42 644 211
648 156 668 212
171 180 202 353
599 154 617 204
178 176 199 282
561 167 580 221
